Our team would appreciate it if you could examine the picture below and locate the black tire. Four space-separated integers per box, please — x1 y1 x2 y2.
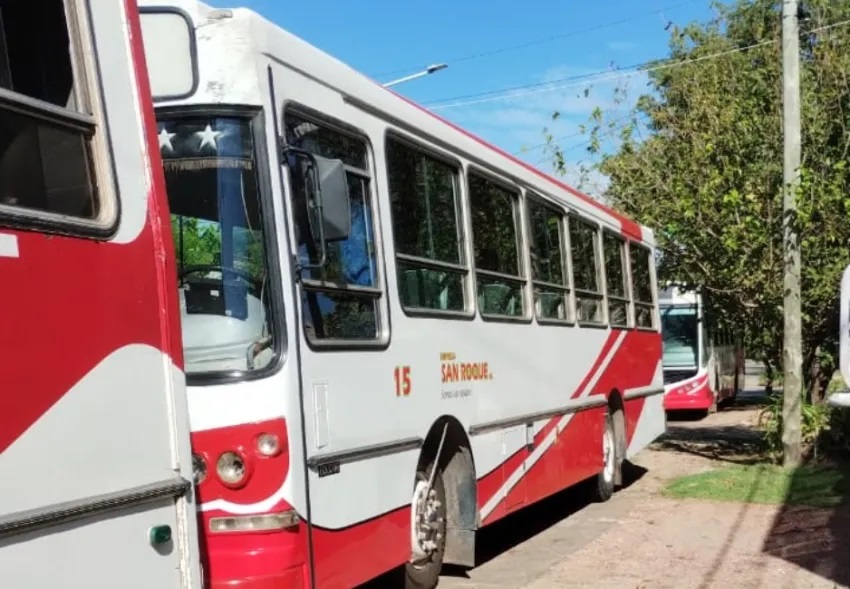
405 465 447 589
593 412 616 503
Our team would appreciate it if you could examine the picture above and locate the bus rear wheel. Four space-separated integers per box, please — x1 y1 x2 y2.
405 464 447 589
593 412 617 502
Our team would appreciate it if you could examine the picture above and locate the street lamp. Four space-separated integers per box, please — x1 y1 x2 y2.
382 63 448 88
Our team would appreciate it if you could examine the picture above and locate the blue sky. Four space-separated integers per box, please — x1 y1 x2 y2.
207 0 717 196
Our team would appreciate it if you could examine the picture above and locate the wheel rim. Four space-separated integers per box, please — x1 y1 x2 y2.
409 478 444 566
602 421 615 483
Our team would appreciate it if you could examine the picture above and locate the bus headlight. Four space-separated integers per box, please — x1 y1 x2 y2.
217 451 246 486
256 433 280 457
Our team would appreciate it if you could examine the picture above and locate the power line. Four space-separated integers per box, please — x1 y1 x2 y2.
426 18 850 111
426 65 647 106
524 18 850 178
428 41 772 109
374 0 704 78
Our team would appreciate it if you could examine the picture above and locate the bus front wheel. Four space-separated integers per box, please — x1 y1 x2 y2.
406 464 447 589
593 412 617 502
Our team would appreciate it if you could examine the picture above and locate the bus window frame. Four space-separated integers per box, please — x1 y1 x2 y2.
601 228 631 329
525 190 573 326
465 163 530 324
155 103 287 386
627 240 658 331
383 128 474 320
0 0 120 237
568 214 606 328
280 101 390 350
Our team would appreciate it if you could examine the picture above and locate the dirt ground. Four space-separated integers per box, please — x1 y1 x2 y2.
363 388 850 589
525 393 850 589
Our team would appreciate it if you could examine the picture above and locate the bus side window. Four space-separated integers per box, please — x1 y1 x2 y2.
602 231 629 328
0 1 109 224
629 243 655 329
526 194 570 322
468 171 525 318
284 110 383 342
385 135 467 313
569 217 604 324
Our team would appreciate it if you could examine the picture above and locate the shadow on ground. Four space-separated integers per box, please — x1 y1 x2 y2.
653 424 766 465
761 462 850 587
358 462 647 588
651 388 769 465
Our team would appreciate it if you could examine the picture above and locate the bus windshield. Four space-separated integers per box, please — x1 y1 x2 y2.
157 113 275 377
660 305 699 368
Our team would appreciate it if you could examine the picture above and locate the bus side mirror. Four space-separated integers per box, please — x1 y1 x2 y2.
309 155 351 243
831 263 850 407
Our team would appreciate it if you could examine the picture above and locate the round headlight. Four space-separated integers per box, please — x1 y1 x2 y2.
256 433 280 457
192 453 207 484
217 451 246 486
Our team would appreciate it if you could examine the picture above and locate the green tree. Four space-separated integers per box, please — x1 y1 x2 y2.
171 215 222 269
546 0 850 407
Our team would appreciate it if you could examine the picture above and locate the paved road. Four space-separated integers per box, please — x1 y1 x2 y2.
361 458 653 589
361 388 769 589
435 477 646 589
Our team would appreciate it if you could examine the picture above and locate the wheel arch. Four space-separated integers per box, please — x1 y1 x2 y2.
416 415 477 569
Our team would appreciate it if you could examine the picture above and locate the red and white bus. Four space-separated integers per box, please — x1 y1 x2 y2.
0 1 201 588
660 286 744 415
139 2 666 587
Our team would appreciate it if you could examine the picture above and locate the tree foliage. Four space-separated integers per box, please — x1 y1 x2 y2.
171 215 222 269
547 0 850 401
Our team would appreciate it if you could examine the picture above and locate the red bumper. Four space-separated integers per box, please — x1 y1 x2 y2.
663 380 714 411
203 528 307 589
210 571 303 589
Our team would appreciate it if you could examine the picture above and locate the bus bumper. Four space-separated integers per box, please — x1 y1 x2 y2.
210 572 303 589
204 531 307 589
663 380 713 411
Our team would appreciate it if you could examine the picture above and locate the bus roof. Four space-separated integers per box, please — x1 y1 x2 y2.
141 0 654 244
658 285 700 306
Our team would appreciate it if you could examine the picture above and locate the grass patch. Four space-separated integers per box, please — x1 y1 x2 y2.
663 463 850 508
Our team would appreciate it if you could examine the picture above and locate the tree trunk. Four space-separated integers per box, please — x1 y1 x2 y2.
764 359 774 395
805 346 819 404
805 345 830 405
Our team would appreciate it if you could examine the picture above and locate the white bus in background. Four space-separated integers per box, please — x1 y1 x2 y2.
0 1 201 588
660 285 744 416
139 2 667 587
834 266 850 405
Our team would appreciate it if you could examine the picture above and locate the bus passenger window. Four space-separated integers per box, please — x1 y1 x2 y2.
603 232 629 327
0 1 101 221
630 244 655 328
527 195 569 322
468 172 525 318
284 112 381 342
568 219 604 324
385 137 466 313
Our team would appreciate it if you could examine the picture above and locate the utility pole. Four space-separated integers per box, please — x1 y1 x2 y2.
781 0 803 468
